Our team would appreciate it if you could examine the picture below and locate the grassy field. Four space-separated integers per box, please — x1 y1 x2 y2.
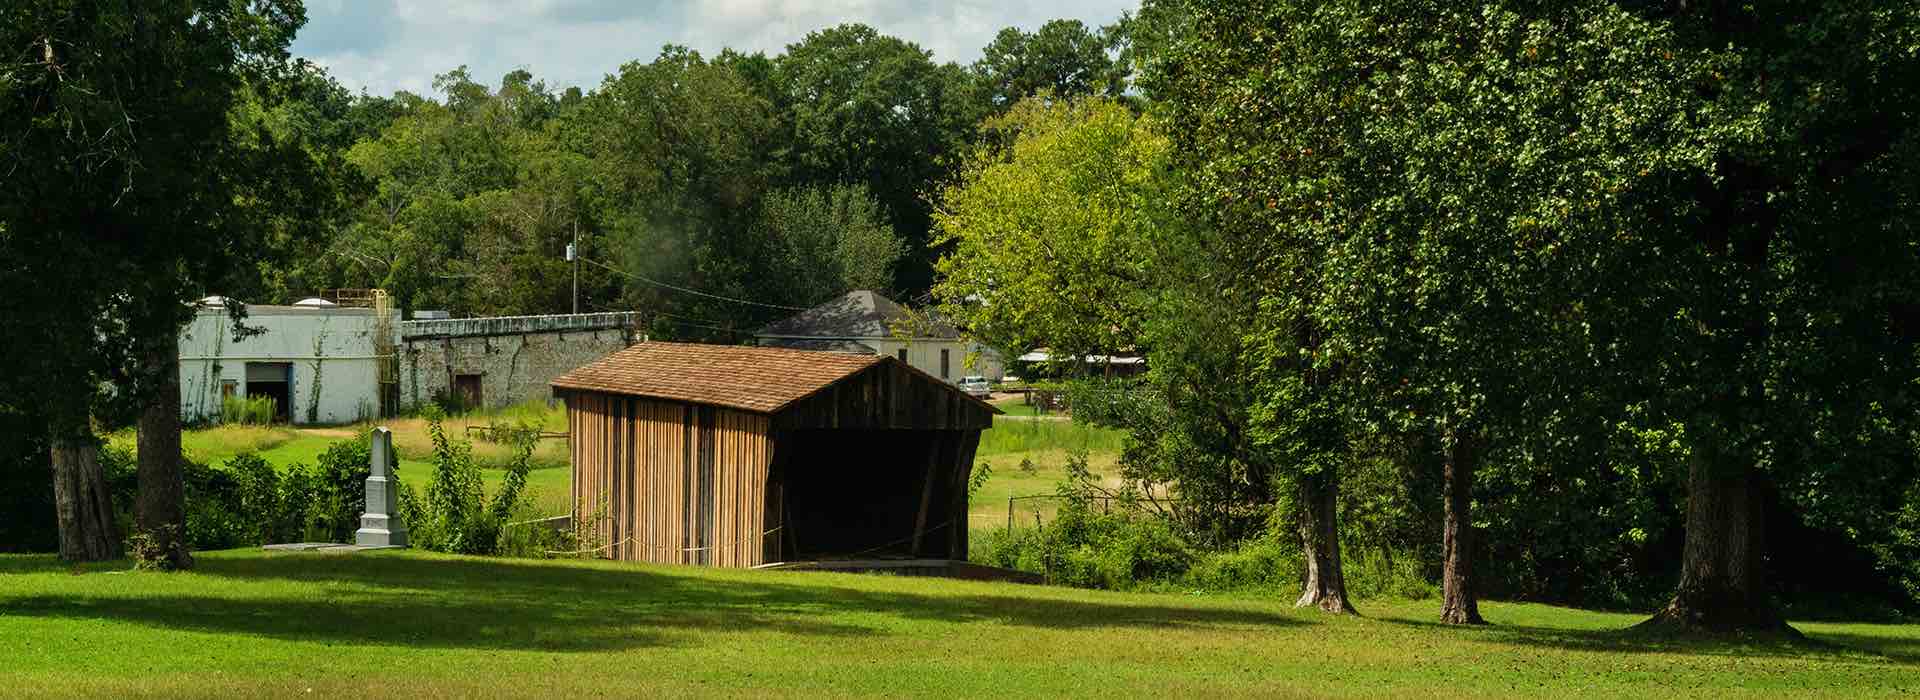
3 549 1917 697
107 402 577 516
989 397 1058 418
111 403 1125 525
972 417 1127 529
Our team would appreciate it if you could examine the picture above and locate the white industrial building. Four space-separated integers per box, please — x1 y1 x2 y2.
179 295 640 425
179 297 387 425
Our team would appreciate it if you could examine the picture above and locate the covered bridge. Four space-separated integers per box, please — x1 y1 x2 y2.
550 341 999 567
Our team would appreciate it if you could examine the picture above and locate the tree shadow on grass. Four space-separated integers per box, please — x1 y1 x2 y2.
0 551 1301 653
1372 613 1920 665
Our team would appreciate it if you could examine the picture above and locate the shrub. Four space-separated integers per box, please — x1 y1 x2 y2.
306 436 388 541
1342 547 1437 600
1184 535 1304 593
408 411 531 555
182 458 247 550
975 452 1195 589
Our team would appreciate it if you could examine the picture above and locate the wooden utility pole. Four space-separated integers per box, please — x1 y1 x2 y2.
570 218 580 315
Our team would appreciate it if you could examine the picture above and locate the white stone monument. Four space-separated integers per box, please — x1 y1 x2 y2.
354 427 409 547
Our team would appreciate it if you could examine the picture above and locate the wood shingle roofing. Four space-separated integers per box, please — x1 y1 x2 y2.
551 341 895 414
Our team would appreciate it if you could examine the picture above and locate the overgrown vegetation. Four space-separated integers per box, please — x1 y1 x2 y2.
975 452 1435 598
219 395 277 426
400 412 536 556
81 433 390 553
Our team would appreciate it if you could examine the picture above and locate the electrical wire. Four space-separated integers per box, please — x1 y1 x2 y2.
578 256 807 311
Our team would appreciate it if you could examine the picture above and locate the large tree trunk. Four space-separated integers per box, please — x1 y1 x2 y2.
1295 468 1357 614
49 427 119 562
1639 443 1794 636
1440 433 1485 625
134 339 193 570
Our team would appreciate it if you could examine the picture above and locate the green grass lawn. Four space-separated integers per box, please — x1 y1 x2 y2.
989 397 1059 418
3 549 1916 697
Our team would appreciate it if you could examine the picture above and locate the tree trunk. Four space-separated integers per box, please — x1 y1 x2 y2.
1440 433 1485 625
1639 443 1795 636
134 339 193 570
49 427 119 562
1295 468 1357 614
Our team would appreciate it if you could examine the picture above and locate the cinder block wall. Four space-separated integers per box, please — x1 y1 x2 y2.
400 313 637 411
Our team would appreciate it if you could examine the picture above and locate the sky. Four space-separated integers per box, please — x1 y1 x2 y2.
292 0 1140 97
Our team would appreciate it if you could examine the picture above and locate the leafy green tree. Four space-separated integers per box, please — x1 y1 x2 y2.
774 24 984 292
1157 0 1920 632
581 47 784 336
974 19 1126 112
758 183 906 304
933 98 1167 364
933 96 1363 612
0 0 311 564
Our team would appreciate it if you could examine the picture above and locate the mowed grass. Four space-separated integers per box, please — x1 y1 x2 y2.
3 549 1918 698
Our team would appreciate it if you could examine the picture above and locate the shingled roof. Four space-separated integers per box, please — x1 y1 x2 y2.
550 341 892 414
755 290 959 339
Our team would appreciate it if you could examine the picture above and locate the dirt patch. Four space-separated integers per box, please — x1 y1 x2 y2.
296 427 359 438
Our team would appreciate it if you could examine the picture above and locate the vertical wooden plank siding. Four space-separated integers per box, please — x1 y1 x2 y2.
567 392 773 567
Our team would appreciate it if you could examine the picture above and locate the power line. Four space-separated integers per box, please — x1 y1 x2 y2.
652 316 751 335
578 256 807 311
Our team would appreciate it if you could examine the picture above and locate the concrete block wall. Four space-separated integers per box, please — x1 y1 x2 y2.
399 312 636 411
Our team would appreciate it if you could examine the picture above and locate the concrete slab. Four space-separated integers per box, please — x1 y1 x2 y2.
261 543 407 553
262 542 348 551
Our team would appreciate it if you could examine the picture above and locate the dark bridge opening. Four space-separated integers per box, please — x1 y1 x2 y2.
775 428 965 561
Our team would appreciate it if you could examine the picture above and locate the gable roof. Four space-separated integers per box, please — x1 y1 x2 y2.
756 338 879 354
551 341 884 413
755 290 958 340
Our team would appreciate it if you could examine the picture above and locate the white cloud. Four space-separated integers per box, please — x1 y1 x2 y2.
292 0 1137 96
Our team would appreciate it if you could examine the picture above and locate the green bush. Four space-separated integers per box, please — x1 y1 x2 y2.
182 458 248 550
1183 535 1304 593
408 411 531 555
307 436 388 541
220 394 277 425
975 453 1196 589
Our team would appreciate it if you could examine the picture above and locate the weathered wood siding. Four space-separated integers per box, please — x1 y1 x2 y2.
567 392 774 567
773 362 995 432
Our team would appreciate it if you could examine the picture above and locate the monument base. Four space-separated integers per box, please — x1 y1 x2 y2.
355 513 409 547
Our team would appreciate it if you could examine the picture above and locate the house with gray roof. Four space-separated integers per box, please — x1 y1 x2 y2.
754 290 1006 383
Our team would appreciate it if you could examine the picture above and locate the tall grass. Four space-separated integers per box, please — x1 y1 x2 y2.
978 418 1124 456
373 400 571 471
220 395 277 425
105 423 299 463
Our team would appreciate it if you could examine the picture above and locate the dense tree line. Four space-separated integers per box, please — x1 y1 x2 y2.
231 18 1131 340
938 0 1920 634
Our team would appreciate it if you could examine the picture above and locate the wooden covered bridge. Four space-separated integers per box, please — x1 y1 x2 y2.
550 341 999 568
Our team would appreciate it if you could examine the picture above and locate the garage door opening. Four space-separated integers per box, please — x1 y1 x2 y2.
244 362 293 423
